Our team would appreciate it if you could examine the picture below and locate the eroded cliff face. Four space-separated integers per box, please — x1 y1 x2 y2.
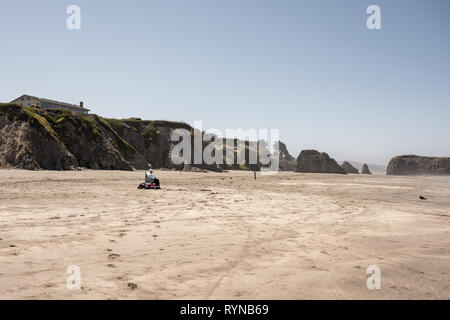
0 104 184 170
0 104 285 172
0 106 77 170
387 155 450 176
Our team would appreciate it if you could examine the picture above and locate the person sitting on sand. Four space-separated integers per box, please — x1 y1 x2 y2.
145 169 155 184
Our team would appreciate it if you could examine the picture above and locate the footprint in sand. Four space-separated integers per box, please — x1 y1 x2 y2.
127 282 138 290
108 253 120 259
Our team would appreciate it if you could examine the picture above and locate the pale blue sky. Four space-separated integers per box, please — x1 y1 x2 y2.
1 0 449 164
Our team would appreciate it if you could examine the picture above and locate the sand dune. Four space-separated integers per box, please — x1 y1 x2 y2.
0 169 449 299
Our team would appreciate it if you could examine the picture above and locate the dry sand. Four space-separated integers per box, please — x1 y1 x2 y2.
0 169 449 299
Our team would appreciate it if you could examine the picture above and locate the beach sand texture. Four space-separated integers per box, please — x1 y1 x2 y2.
0 169 449 299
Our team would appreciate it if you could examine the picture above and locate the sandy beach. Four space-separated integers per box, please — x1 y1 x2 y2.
0 169 449 299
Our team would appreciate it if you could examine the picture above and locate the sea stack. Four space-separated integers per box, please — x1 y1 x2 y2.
341 161 359 174
386 155 450 175
361 163 372 175
296 150 346 174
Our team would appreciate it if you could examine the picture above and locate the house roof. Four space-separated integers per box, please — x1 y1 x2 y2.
40 98 89 111
11 94 90 112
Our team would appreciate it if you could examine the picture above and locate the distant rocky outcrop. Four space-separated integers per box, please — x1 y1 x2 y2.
341 161 359 174
296 150 346 174
386 155 450 176
338 160 387 173
278 141 296 171
361 164 372 175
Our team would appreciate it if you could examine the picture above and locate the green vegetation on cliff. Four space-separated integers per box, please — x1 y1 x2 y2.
0 104 159 170
0 103 288 172
95 115 139 156
0 104 63 145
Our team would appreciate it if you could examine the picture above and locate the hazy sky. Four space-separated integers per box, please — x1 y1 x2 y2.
1 0 449 164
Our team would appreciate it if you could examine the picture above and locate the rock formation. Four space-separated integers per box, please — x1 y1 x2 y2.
0 103 280 172
340 161 359 174
278 141 296 171
296 150 346 174
386 155 450 175
361 163 372 174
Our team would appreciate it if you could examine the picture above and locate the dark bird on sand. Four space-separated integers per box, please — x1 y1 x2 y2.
419 195 427 200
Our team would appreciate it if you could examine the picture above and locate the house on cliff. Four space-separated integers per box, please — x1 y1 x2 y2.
10 94 90 114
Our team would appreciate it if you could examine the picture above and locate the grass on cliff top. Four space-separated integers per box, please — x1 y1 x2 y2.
101 117 145 133
0 104 63 143
95 115 139 156
101 117 157 147
45 108 104 141
101 118 128 132
1 104 137 157
121 118 142 132
1 104 188 158
143 123 157 147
